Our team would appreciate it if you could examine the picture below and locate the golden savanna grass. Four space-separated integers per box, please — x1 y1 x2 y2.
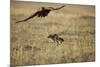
11 1 95 66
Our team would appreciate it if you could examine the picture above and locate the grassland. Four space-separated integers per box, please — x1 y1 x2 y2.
11 1 95 66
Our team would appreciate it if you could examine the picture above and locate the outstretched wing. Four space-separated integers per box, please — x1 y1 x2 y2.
47 5 65 10
16 12 38 23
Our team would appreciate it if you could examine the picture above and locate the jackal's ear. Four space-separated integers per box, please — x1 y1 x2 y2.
53 34 58 36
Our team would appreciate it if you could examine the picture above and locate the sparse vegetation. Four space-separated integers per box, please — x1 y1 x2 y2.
11 1 95 66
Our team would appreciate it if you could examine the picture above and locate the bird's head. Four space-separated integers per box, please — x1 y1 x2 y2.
41 7 45 10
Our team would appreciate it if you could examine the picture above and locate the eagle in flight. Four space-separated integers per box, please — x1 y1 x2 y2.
16 5 65 23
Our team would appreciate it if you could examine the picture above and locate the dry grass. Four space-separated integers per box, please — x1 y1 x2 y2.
10 1 95 66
